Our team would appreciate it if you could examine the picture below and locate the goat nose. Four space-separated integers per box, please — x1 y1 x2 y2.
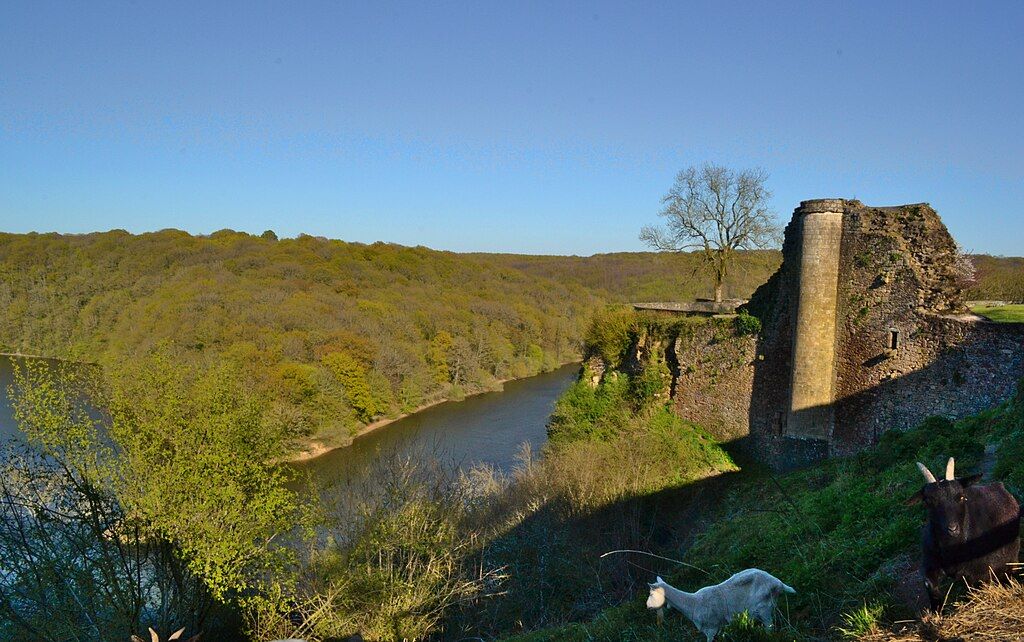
947 525 959 535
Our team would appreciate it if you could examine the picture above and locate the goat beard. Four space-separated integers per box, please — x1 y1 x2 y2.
656 607 665 625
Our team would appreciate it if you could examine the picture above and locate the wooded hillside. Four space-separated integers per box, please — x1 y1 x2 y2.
0 229 1019 452
0 230 779 451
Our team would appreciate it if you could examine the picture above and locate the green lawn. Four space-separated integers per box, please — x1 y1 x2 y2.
971 304 1024 323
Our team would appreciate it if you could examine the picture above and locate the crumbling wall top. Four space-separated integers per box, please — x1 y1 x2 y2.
797 198 850 213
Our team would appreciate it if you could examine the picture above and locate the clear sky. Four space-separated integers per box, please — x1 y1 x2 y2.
2 1 1022 255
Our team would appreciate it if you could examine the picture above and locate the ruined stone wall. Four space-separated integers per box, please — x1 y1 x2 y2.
828 202 1024 453
671 320 756 442
745 206 826 468
834 317 1024 454
594 199 1022 470
748 199 1024 466
584 316 757 443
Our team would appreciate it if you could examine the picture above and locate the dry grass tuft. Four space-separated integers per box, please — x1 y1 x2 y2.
860 579 1024 641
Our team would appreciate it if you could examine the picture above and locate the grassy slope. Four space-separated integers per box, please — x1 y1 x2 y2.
504 380 1024 642
971 304 1024 323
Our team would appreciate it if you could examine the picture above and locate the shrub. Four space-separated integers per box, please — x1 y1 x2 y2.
547 376 632 445
251 456 497 642
733 310 762 336
629 362 669 407
584 307 637 365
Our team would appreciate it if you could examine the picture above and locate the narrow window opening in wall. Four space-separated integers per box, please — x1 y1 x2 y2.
775 411 786 435
889 328 900 351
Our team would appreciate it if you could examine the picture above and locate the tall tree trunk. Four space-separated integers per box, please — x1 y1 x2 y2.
714 254 726 302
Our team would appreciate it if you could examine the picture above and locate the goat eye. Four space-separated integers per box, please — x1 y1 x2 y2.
959 496 967 503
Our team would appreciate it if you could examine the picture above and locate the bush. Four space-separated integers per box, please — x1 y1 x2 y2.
5 356 311 641
251 456 497 642
733 310 762 336
547 376 632 444
629 361 669 407
584 307 637 365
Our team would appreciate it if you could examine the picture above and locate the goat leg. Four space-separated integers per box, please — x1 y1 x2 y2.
923 565 944 612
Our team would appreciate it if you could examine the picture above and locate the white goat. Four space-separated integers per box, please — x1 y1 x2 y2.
130 628 306 642
131 629 199 642
646 569 795 642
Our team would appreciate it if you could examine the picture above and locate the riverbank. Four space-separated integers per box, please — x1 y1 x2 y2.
288 397 450 462
287 361 582 463
0 351 55 359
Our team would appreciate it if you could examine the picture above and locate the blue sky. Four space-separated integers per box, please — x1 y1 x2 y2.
2 1 1022 255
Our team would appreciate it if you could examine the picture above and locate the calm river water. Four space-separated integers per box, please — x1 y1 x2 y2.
295 362 579 486
0 356 579 485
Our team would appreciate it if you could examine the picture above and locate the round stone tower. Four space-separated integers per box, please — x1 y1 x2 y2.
787 199 845 440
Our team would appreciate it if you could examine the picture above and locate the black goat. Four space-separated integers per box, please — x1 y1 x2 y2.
907 457 1021 610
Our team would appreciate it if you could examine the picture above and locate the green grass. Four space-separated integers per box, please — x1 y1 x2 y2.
502 386 1024 642
971 303 1024 323
835 602 884 639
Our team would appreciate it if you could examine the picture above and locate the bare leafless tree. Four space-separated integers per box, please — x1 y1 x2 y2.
953 243 978 290
640 163 781 302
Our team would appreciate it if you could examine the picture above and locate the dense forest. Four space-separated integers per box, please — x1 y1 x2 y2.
0 229 1020 454
0 230 779 453
968 254 1024 302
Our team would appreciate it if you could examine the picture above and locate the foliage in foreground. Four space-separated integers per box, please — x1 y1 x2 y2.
0 354 312 642
858 579 1024 641
251 456 498 642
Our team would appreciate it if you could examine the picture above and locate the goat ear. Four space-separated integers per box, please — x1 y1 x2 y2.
168 629 185 641
962 473 983 487
656 576 664 584
149 628 160 642
131 637 145 642
905 490 924 506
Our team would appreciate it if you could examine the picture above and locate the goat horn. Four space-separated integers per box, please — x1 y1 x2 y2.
917 462 937 484
946 457 955 481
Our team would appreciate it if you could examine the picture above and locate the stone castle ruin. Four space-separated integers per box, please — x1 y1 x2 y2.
747 199 1024 467
604 199 1024 469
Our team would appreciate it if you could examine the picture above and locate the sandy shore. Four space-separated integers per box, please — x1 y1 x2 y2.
287 397 451 462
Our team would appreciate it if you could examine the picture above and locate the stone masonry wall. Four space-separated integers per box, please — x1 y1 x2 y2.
584 316 757 444
745 200 1024 467
834 317 1024 454
827 202 1023 454
671 320 756 442
745 206 821 468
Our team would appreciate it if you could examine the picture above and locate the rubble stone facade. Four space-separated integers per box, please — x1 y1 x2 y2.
747 200 1024 467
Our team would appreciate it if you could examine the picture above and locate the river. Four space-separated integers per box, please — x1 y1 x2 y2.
0 356 579 484
295 362 579 486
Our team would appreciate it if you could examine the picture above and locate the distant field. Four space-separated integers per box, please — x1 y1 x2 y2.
971 304 1024 323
